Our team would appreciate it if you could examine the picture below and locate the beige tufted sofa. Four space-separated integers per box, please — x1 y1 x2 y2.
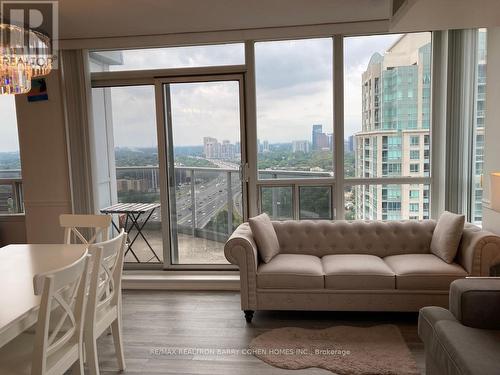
224 220 500 322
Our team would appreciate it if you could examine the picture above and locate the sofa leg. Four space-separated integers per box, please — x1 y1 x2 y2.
244 310 254 323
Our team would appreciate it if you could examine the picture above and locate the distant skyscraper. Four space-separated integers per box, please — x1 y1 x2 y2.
257 139 263 154
263 140 270 153
203 137 219 158
312 124 330 151
221 140 235 159
292 140 310 153
312 124 323 150
327 133 334 151
345 135 354 153
204 137 238 159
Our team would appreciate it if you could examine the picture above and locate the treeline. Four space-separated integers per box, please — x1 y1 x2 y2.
0 152 21 170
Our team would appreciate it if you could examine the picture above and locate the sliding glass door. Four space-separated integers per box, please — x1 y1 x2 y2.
159 76 246 266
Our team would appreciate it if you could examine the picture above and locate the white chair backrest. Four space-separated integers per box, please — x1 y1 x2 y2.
31 250 90 375
60 214 112 245
87 230 127 324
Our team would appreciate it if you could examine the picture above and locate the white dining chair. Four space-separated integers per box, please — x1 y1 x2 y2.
0 250 91 375
59 214 112 245
85 229 127 375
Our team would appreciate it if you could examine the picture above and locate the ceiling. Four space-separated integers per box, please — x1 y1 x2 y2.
390 0 500 32
55 0 392 40
3 0 500 43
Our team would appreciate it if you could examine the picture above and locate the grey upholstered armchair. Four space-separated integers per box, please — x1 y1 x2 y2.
418 278 500 375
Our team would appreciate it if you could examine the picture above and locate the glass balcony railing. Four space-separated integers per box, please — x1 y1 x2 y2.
114 165 243 264
0 170 23 215
114 166 334 263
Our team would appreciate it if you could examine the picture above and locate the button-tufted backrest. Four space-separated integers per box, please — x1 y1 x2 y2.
272 220 436 257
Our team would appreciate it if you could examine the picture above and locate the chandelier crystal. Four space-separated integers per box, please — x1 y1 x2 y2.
1 23 53 95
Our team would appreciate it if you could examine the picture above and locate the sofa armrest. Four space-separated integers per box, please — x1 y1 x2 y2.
456 224 500 276
449 278 500 329
224 223 259 310
225 223 258 269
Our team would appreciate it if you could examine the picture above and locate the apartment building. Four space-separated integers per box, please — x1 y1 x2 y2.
355 33 431 220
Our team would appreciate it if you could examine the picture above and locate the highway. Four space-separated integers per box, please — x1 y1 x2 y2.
174 160 242 229
120 161 242 231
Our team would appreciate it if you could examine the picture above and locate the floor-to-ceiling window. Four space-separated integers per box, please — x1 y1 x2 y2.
255 38 334 219
343 33 432 220
87 31 444 269
91 85 160 264
161 78 245 265
90 44 246 268
0 96 23 214
471 29 487 225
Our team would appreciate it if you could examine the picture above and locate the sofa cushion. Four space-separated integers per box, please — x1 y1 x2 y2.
257 254 324 289
384 254 467 290
418 306 500 375
431 211 465 263
249 213 280 263
449 278 500 329
272 220 435 257
322 254 395 290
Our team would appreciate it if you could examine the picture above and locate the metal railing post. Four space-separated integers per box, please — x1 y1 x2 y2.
272 185 278 219
12 181 19 213
0 177 23 214
227 171 233 234
190 169 196 236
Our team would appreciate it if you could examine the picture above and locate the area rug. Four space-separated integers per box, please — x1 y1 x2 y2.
249 325 419 375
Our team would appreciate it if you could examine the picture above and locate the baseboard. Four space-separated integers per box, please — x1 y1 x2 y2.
122 273 240 291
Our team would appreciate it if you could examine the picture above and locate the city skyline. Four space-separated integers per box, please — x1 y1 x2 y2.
1 36 402 153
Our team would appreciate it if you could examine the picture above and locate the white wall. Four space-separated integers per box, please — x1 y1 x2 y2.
15 69 73 243
482 27 500 234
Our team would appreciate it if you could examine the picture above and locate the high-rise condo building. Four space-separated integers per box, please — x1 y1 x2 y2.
354 33 431 220
292 140 311 153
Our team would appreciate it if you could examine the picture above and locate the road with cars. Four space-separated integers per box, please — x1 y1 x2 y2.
174 161 242 229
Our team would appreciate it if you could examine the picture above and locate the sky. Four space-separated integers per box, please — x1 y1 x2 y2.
0 95 20 152
1 35 402 152
104 35 401 148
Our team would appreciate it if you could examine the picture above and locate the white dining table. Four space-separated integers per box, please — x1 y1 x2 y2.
0 244 87 349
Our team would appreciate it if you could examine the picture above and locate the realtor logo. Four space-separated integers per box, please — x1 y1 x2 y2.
1 0 59 68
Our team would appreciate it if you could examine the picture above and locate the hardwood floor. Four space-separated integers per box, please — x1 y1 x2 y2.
97 291 425 374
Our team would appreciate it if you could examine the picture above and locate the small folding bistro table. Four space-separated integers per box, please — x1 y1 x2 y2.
100 203 161 263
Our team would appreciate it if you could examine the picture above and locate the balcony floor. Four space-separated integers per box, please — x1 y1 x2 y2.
123 228 229 265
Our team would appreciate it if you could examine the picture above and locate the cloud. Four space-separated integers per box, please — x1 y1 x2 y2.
109 43 245 71
170 81 241 145
1 34 414 155
255 38 333 143
343 34 402 138
0 96 20 152
98 35 402 149
107 86 157 148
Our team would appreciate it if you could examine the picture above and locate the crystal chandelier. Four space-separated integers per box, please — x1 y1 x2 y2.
0 23 52 95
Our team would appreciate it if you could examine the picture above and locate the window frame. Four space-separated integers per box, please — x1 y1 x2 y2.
0 96 23 216
89 32 439 226
254 33 436 220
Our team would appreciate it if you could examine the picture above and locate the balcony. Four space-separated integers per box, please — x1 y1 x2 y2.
116 166 332 265
114 165 242 265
